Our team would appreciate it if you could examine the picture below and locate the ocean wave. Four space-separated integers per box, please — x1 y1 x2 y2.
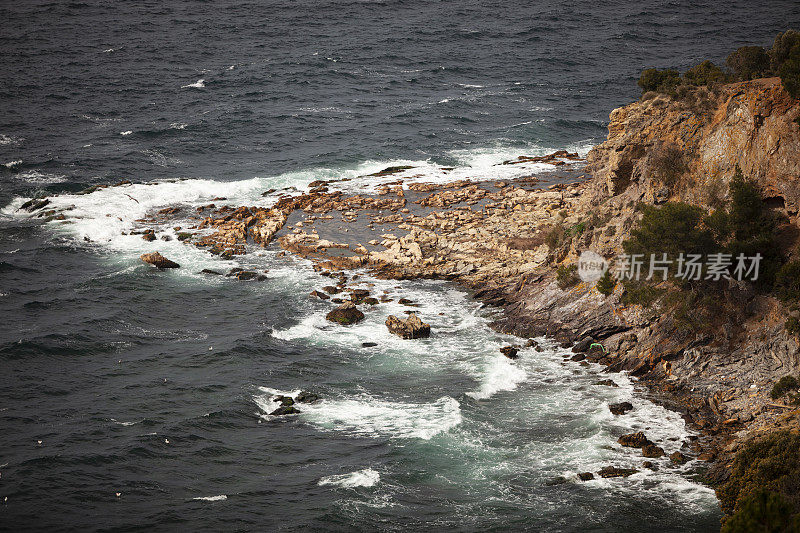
3 160 22 169
319 468 380 488
255 389 462 440
192 495 227 501
181 79 205 89
16 170 67 184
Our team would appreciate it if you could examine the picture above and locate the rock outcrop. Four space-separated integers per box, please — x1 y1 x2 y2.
385 313 431 339
140 252 180 269
326 302 365 325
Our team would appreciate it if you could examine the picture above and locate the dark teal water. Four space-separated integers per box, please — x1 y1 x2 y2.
1 1 797 531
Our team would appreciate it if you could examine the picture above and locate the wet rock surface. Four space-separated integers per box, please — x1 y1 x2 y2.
140 252 180 269
386 312 431 339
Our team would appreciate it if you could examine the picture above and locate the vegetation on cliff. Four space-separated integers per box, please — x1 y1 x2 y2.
637 29 800 100
717 430 800 532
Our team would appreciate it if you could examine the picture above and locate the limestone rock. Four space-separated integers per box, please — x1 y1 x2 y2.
140 252 180 269
385 312 430 339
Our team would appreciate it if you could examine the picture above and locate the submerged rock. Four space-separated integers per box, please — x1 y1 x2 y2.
608 401 633 415
577 472 595 481
269 405 300 416
326 301 365 325
273 395 294 406
594 379 619 387
618 432 653 448
140 252 180 269
385 312 431 339
598 466 638 478
200 269 222 275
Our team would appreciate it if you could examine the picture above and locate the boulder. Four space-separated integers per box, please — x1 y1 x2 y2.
598 466 638 478
326 302 365 325
269 405 300 416
577 472 595 481
200 269 222 275
386 312 431 339
594 379 619 387
362 297 379 305
500 346 519 359
322 286 341 294
642 461 658 470
608 402 633 415
140 252 180 269
273 395 294 406
618 432 653 448
641 444 666 458
295 391 320 404
310 290 330 300
572 337 595 353
669 451 688 464
349 289 370 303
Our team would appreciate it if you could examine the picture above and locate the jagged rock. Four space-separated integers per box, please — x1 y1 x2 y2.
140 252 180 269
598 466 638 478
385 312 430 339
295 391 320 404
577 472 594 481
500 346 519 359
310 290 330 300
362 297 379 305
641 444 666 458
273 395 294 406
350 289 370 303
642 461 658 470
362 342 378 347
594 379 619 387
326 301 365 325
609 402 633 415
200 269 222 275
235 271 266 281
669 451 688 464
398 298 415 306
573 337 595 353
270 405 299 416
618 432 653 448
570 353 586 362
322 286 341 294
142 231 156 242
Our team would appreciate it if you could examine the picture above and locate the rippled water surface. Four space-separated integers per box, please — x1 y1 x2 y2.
2 1 797 530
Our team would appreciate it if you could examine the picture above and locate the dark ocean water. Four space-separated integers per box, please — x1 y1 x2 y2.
1 1 798 531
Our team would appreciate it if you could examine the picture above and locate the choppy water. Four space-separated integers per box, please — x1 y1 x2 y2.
2 1 797 530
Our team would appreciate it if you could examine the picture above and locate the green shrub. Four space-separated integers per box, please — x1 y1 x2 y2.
623 203 716 273
684 60 728 86
721 489 796 533
775 261 800 302
770 30 800 72
727 46 771 80
778 44 800 99
596 269 615 296
638 68 681 95
556 265 579 289
771 376 800 399
620 280 663 307
556 264 579 289
716 430 800 520
568 221 586 236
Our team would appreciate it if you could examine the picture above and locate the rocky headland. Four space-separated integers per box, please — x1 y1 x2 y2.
20 76 800 528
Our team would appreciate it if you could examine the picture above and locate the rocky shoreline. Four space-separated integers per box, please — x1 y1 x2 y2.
18 76 800 526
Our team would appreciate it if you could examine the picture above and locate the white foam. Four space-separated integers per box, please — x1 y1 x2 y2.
319 468 380 488
3 160 22 169
255 389 462 440
467 356 527 400
169 122 187 130
181 79 205 89
120 131 132 136
192 495 227 501
0 134 19 146
16 170 67 184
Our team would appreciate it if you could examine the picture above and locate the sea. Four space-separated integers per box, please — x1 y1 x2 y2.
1 1 797 531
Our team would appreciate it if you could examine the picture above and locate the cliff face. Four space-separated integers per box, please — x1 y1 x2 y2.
587 77 800 213
494 78 800 485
